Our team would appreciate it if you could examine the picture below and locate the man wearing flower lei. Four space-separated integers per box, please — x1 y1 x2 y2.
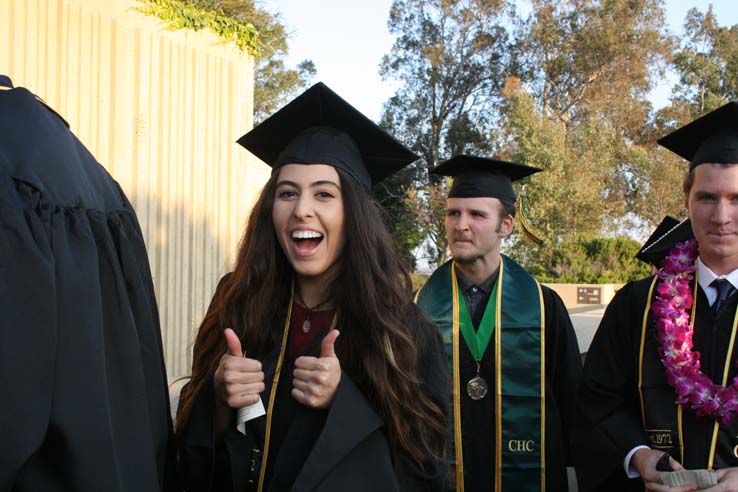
575 102 738 492
416 155 582 492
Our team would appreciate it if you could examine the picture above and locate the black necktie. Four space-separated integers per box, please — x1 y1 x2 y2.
711 278 736 313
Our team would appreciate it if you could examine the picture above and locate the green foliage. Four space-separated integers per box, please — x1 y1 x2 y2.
373 165 427 269
636 4 738 231
405 179 450 267
254 58 316 123
379 0 738 275
505 0 672 244
672 6 738 116
525 235 652 284
380 0 510 264
142 0 316 122
193 0 317 123
410 272 429 292
381 0 508 167
380 0 678 268
135 0 262 54
515 0 669 127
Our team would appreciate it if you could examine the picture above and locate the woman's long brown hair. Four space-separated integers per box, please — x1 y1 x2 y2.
176 168 446 467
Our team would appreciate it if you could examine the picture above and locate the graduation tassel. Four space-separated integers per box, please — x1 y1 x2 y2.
517 186 544 245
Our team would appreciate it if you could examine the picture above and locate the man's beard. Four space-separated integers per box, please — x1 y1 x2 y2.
452 253 482 264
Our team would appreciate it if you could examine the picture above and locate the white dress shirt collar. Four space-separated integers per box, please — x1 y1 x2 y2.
697 257 738 306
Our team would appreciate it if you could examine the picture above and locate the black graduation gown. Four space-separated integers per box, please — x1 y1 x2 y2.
457 285 581 492
177 280 449 492
0 77 174 491
574 276 738 492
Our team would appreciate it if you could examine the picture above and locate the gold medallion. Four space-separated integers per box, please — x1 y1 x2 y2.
467 376 488 400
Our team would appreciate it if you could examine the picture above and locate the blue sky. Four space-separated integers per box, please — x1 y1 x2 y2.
262 0 738 121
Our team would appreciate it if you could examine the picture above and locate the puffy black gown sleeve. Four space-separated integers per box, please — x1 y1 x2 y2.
0 76 174 492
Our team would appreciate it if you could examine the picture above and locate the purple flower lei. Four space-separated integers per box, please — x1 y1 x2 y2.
652 239 738 425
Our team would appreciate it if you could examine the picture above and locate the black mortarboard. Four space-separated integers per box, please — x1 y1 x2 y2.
237 82 418 191
658 102 738 170
636 216 679 266
635 217 694 267
429 154 542 202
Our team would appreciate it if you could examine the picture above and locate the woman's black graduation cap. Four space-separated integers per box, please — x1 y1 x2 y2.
635 217 694 267
429 154 542 202
658 101 738 169
237 82 418 191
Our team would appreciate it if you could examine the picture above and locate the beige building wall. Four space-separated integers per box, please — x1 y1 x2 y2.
0 0 271 377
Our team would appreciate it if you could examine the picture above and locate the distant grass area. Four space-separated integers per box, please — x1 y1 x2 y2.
411 272 430 292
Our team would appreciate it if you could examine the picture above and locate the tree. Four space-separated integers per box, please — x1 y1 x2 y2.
498 78 613 269
499 0 672 275
380 0 512 265
513 0 669 127
380 0 738 280
372 166 426 270
671 5 738 116
381 0 510 167
529 235 652 283
254 57 316 123
183 0 316 122
624 112 687 229
637 5 738 230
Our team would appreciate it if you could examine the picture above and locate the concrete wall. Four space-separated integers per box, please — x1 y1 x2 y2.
1 0 270 377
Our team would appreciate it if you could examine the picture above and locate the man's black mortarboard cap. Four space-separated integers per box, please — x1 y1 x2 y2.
636 216 679 266
237 82 418 191
429 154 542 202
658 102 738 170
635 217 694 267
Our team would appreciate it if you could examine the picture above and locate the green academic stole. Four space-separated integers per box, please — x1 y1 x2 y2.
417 256 545 491
639 275 738 469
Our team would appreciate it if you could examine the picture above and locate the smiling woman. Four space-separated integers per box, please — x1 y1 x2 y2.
272 164 346 286
174 82 449 492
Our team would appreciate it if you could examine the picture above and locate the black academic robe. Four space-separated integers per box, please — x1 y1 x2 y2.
456 285 581 492
0 76 174 491
177 280 449 492
574 276 738 492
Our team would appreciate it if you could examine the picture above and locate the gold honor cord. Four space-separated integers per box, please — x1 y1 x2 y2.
538 282 546 492
256 284 338 491
451 264 465 491
495 260 504 492
708 279 738 469
639 277 659 428
686 278 698 465
678 405 685 465
257 286 294 492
